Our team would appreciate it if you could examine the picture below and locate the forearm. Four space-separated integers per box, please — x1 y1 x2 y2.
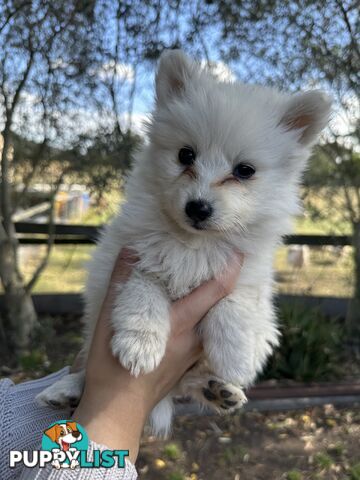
72 388 148 463
0 370 138 480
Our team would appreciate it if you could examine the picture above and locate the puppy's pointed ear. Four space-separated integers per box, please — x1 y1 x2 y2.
279 91 331 145
44 424 60 443
155 49 196 106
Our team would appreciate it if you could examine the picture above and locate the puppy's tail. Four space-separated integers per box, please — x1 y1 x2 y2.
149 395 173 438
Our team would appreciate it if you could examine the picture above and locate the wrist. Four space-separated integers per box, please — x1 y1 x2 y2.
72 387 149 462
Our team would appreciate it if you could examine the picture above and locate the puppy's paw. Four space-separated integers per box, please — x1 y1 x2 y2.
201 377 247 414
111 330 166 376
36 372 84 409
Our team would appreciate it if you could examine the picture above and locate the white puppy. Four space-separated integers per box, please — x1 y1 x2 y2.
37 50 331 437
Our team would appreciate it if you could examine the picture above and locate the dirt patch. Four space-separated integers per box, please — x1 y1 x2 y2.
137 406 360 480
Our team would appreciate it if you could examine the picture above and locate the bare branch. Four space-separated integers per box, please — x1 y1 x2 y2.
110 0 125 140
25 173 64 292
0 46 34 235
0 1 32 34
192 0 211 64
336 0 360 59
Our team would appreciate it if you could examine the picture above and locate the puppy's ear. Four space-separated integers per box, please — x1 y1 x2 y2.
44 424 60 443
155 49 196 106
279 91 331 145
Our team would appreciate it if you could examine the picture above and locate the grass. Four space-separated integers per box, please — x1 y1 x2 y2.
350 463 360 480
326 442 345 457
275 245 354 297
20 244 93 293
9 188 355 296
313 452 334 470
163 443 182 460
168 473 186 480
19 241 353 297
286 471 303 480
222 445 248 463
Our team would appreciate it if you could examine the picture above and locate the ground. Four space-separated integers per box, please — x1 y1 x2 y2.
138 406 360 480
3 315 359 480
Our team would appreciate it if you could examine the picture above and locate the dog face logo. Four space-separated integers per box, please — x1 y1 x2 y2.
44 421 82 452
42 420 87 469
10 419 128 470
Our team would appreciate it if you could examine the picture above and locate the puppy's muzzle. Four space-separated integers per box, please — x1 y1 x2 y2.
185 199 213 224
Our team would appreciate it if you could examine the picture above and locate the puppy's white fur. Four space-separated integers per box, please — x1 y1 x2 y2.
37 50 331 436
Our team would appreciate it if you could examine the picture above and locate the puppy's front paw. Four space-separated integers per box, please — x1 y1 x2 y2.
36 372 84 409
111 330 166 376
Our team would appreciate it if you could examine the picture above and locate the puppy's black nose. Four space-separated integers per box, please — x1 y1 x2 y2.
72 431 81 438
185 199 213 222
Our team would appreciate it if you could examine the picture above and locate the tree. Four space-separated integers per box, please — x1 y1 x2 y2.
0 0 97 357
0 0 153 358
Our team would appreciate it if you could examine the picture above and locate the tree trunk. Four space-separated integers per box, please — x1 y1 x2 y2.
0 224 38 360
0 46 37 361
346 221 360 341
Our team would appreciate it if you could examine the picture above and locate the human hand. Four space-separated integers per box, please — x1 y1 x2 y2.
73 248 243 461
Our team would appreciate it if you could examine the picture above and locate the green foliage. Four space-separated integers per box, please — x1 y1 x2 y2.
286 470 303 480
263 304 343 382
314 452 333 470
168 472 185 480
222 445 248 463
327 442 345 457
304 145 360 189
20 350 47 371
350 463 360 480
163 443 181 460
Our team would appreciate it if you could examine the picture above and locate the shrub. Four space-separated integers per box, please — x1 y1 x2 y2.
314 452 333 469
286 470 303 480
263 303 343 382
350 463 360 480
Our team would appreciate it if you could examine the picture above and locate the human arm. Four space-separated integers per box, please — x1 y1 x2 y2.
1 249 242 480
72 248 243 462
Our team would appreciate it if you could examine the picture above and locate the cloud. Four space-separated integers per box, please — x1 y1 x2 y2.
201 60 237 82
96 61 135 83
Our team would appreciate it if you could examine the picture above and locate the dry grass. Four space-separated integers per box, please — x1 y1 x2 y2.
15 243 353 298
276 246 354 298
13 188 356 296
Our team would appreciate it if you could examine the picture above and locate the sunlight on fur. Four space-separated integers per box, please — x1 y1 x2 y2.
36 50 331 437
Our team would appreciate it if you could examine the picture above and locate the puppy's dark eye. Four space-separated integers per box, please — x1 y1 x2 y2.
233 163 256 179
178 146 196 166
